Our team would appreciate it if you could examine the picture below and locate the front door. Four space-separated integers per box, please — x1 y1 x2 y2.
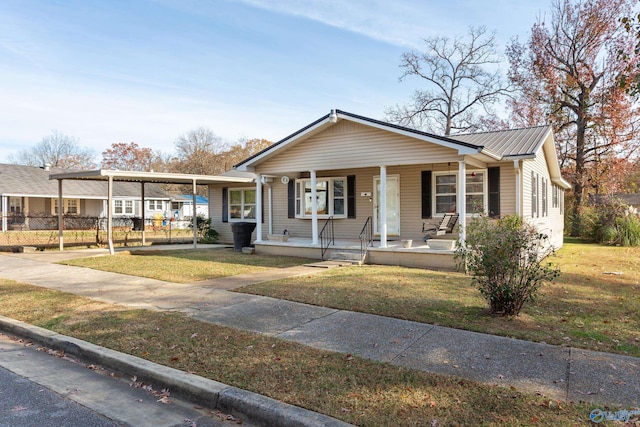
374 175 400 236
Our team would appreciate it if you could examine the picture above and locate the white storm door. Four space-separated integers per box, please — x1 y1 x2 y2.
374 175 400 236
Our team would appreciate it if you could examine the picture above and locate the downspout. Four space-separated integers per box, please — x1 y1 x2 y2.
514 160 521 217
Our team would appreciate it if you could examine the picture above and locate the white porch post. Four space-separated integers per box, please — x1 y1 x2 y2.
514 160 521 216
107 176 114 255
57 180 64 251
267 184 273 235
192 179 198 248
255 174 263 242
1 195 7 232
380 165 388 248
457 161 466 244
310 170 318 245
141 182 146 246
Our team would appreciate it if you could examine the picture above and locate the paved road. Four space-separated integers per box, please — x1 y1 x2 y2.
0 332 244 427
0 365 118 427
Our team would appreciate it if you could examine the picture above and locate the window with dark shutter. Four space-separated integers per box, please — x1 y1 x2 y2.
222 187 228 222
488 167 500 218
287 180 295 218
347 175 356 218
421 171 432 219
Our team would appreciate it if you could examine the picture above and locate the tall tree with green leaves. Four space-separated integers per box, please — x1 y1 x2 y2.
507 0 640 236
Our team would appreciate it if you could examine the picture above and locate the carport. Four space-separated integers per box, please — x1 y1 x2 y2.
49 170 254 254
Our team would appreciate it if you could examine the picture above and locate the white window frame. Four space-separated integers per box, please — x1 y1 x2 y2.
531 172 538 218
228 188 257 222
433 171 487 216
147 200 163 211
9 197 22 214
114 199 134 215
294 177 347 219
52 198 80 215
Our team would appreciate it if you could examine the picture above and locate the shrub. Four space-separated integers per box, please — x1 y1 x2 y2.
188 214 219 244
455 215 560 316
587 198 640 246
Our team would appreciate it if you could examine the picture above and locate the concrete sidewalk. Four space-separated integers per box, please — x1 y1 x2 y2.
0 249 638 410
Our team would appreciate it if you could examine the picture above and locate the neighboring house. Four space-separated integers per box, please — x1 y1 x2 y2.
589 193 640 210
170 195 209 220
207 109 571 269
0 163 170 232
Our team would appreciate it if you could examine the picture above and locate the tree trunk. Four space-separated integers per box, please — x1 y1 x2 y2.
570 109 587 237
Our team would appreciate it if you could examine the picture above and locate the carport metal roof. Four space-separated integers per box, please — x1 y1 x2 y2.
49 169 254 254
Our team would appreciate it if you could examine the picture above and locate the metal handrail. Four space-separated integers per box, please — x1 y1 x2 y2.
319 216 334 260
359 216 373 263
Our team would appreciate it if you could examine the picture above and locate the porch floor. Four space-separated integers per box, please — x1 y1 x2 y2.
255 236 458 270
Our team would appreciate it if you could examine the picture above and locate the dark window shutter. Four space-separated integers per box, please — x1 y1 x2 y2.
421 171 432 219
261 186 265 223
488 167 500 218
347 175 356 218
287 180 295 218
222 187 228 223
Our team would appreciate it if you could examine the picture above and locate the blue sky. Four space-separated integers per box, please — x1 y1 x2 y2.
0 0 546 164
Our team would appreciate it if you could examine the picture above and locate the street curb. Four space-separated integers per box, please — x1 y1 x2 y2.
0 315 352 427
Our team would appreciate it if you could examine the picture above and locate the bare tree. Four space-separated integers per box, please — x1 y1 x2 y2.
8 130 96 170
172 127 228 175
385 26 510 135
507 0 640 236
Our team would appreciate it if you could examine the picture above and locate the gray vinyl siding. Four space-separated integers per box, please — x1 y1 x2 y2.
255 120 461 174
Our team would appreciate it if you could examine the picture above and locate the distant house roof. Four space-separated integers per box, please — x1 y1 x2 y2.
589 193 640 206
0 163 169 199
173 194 208 204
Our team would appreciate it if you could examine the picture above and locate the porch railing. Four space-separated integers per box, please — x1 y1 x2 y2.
359 216 373 263
319 216 334 260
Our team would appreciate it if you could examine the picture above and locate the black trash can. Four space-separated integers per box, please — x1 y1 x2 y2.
231 222 256 252
132 217 144 231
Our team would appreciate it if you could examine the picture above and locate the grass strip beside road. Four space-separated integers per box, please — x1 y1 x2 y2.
238 241 640 357
62 248 314 283
0 279 595 426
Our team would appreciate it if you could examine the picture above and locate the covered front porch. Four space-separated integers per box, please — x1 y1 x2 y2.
254 236 458 270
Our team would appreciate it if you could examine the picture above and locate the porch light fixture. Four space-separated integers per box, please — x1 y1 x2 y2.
329 109 338 123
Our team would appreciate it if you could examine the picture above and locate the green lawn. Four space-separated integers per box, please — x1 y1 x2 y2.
63 248 314 283
238 241 640 357
0 279 595 426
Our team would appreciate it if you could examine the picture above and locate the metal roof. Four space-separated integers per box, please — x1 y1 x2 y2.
49 169 254 185
449 126 552 157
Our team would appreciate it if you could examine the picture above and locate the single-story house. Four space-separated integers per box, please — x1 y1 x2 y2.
0 163 170 232
207 109 570 269
170 194 209 220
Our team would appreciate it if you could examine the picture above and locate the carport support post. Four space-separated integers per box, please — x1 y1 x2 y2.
457 161 466 245
57 179 64 251
255 174 262 242
192 179 197 248
107 176 114 255
141 182 146 246
1 195 7 232
310 170 318 245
